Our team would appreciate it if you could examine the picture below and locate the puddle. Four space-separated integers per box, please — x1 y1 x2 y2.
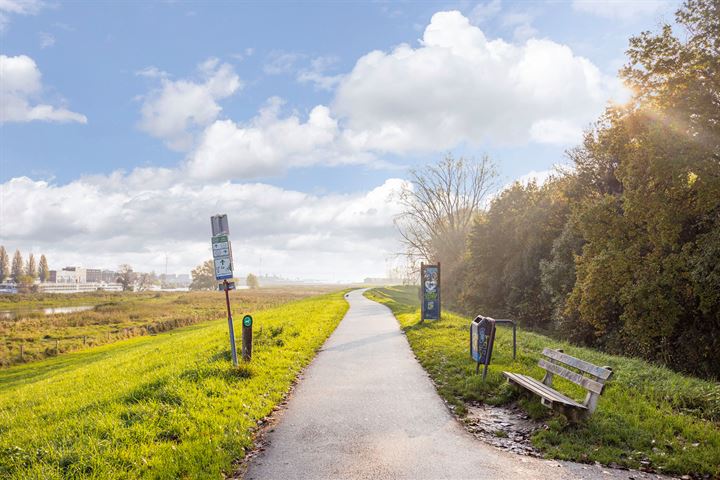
463 403 541 455
0 305 96 320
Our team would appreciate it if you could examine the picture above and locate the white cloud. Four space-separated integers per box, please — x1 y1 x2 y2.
572 0 674 20
501 12 537 41
0 173 407 282
263 51 304 75
0 54 87 124
334 10 625 151
0 0 43 32
186 97 373 180
138 58 242 151
470 0 502 24
297 56 343 91
39 31 55 48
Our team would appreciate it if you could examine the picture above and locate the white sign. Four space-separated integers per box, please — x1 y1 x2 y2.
214 256 233 280
211 234 233 280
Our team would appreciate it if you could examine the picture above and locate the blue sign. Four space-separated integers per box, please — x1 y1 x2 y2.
421 264 441 321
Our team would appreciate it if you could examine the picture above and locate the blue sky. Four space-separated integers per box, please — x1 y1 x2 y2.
0 0 680 281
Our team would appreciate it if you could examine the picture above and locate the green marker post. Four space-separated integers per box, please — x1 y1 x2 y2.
242 315 253 361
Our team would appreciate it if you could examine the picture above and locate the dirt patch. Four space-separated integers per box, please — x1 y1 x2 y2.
462 402 542 456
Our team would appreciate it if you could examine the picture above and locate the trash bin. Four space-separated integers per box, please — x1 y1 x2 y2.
470 316 496 379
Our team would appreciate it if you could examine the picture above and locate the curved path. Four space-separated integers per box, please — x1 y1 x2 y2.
245 289 667 480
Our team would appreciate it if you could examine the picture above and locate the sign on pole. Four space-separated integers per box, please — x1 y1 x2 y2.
211 214 238 367
212 234 234 281
420 262 441 322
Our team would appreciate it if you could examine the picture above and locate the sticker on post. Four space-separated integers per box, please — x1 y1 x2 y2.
214 256 233 280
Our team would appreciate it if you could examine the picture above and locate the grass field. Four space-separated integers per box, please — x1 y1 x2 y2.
0 290 348 479
367 286 720 477
0 287 338 367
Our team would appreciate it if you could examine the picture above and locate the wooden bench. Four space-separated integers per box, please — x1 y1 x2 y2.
503 348 613 421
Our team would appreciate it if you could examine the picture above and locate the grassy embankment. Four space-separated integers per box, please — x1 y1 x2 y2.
367 286 720 477
0 290 348 479
0 287 337 367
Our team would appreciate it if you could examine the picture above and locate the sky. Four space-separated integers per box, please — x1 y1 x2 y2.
0 0 680 282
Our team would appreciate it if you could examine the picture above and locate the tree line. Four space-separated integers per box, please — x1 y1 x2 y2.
399 0 719 378
0 246 50 284
189 260 260 290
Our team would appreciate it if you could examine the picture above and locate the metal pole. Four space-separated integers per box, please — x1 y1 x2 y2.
224 280 238 367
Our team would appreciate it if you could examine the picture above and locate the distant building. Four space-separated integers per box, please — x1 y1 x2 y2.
86 268 102 283
101 270 118 283
56 267 85 283
49 270 57 282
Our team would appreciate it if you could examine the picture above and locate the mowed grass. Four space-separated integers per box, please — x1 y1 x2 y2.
0 290 349 479
1 287 338 366
367 286 720 477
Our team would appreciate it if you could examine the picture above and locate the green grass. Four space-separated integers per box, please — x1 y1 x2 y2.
1 287 337 366
0 290 349 479
366 286 720 477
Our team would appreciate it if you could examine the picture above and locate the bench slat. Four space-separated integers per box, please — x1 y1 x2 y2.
542 348 613 380
538 358 605 394
503 372 586 409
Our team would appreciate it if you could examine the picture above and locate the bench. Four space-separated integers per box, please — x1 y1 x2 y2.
503 348 613 421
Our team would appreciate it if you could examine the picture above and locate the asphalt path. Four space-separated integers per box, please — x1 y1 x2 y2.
244 289 671 480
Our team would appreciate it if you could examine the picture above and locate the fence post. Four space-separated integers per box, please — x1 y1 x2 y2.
83 335 87 346
20 344 24 361
55 339 59 355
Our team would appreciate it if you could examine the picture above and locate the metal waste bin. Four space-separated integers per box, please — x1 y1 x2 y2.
470 316 496 380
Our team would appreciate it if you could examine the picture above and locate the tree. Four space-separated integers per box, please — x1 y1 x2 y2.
38 255 50 282
462 177 570 328
395 154 497 305
558 0 720 376
26 254 37 279
190 260 216 290
0 247 8 283
136 272 159 291
246 273 259 289
16 274 37 294
11 250 24 283
116 264 136 291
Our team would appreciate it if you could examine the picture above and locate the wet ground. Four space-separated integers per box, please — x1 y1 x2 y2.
463 403 541 456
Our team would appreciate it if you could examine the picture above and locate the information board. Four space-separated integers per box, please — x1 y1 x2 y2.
421 263 441 321
212 234 234 280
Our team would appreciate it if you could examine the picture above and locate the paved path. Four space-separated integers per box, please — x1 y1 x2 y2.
245 289 669 480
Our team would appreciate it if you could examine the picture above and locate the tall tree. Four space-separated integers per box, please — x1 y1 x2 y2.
463 177 570 327
116 264 136 291
26 254 37 279
11 250 24 282
246 273 259 289
190 260 216 291
38 255 50 282
560 0 720 376
0 246 8 283
395 154 497 305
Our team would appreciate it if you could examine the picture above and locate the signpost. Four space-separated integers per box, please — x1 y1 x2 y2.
211 214 238 367
470 316 497 380
420 262 441 322
242 315 253 361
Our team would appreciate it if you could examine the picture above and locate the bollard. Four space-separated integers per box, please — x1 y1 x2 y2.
242 315 253 361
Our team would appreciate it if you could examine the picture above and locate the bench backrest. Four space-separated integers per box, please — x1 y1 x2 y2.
539 348 613 413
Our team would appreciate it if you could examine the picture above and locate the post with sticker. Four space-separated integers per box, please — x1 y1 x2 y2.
211 214 238 367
